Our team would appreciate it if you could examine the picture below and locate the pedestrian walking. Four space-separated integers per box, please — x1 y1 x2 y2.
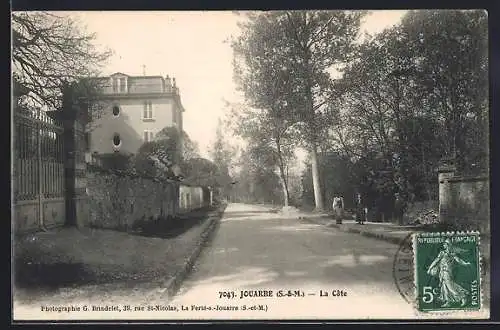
394 193 406 225
355 193 366 225
332 195 344 224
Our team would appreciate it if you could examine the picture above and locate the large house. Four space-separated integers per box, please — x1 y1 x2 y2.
87 72 185 157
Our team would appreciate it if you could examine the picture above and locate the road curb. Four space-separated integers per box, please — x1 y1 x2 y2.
326 222 411 247
302 216 490 271
160 204 226 300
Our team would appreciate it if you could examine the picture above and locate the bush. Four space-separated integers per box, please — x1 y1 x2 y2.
95 153 134 171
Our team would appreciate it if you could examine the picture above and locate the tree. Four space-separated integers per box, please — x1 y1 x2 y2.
397 10 488 174
181 130 200 161
133 126 183 179
328 9 488 221
12 12 113 111
231 146 284 204
225 102 296 206
233 11 365 211
208 118 236 199
182 157 221 187
154 127 199 162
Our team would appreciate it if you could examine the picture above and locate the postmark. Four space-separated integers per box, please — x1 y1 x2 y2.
392 233 416 305
413 231 482 313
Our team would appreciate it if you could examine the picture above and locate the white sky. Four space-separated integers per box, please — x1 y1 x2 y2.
66 10 407 159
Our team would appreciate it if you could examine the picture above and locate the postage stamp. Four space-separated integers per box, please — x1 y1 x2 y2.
413 231 482 313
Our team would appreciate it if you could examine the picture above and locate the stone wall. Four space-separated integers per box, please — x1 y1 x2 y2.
439 167 489 234
179 185 204 212
86 166 208 230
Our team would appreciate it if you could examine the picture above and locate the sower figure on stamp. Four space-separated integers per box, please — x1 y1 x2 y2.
426 238 471 307
332 196 344 224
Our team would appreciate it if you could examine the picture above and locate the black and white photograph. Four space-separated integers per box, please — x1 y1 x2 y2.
11 9 490 320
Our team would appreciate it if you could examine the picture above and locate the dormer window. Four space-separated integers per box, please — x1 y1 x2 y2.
111 76 127 93
119 78 126 92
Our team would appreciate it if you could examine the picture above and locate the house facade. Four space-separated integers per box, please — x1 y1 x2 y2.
87 72 185 157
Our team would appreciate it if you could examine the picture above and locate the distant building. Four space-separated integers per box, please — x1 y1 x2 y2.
87 72 185 157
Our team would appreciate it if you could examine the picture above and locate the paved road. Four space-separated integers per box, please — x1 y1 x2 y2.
170 203 489 320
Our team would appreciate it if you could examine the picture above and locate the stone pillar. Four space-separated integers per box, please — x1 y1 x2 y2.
62 83 89 228
438 157 456 225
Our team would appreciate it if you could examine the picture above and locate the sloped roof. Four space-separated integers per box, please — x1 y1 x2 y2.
110 72 130 77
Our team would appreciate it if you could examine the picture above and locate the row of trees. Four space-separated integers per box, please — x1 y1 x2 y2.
229 10 488 218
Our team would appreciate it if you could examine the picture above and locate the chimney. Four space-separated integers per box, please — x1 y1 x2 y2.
165 75 172 92
172 77 178 94
142 65 146 76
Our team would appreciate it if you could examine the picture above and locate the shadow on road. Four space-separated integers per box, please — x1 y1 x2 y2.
179 214 402 296
223 210 277 217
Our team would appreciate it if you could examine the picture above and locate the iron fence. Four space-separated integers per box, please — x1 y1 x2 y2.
13 108 66 230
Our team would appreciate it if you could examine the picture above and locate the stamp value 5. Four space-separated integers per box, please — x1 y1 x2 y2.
413 232 481 313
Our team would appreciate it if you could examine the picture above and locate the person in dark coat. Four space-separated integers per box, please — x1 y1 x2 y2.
355 193 366 225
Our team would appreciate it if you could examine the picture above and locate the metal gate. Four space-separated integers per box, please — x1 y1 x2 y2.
13 108 66 232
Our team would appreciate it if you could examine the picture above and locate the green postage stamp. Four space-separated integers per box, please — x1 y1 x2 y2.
413 231 482 313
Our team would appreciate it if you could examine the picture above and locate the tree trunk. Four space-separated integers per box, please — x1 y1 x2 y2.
275 140 290 207
281 178 289 207
310 144 324 211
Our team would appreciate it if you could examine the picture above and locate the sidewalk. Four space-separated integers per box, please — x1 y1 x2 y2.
13 204 226 306
300 213 491 271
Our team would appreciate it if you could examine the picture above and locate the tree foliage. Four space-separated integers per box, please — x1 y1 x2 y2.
181 131 200 161
230 146 284 204
302 151 355 210
208 118 236 196
132 127 183 179
232 10 365 210
182 157 220 187
12 12 113 110
314 9 489 220
225 101 297 206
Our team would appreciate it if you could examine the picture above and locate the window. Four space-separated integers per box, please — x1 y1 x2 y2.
113 133 121 147
143 101 154 120
112 77 127 93
172 108 177 124
112 105 120 116
119 78 126 92
143 130 154 142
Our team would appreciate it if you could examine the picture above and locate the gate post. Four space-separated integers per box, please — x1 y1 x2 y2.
438 156 456 226
36 108 44 229
62 83 89 228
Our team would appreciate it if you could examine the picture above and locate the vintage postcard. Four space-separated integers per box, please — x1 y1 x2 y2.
11 9 490 321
